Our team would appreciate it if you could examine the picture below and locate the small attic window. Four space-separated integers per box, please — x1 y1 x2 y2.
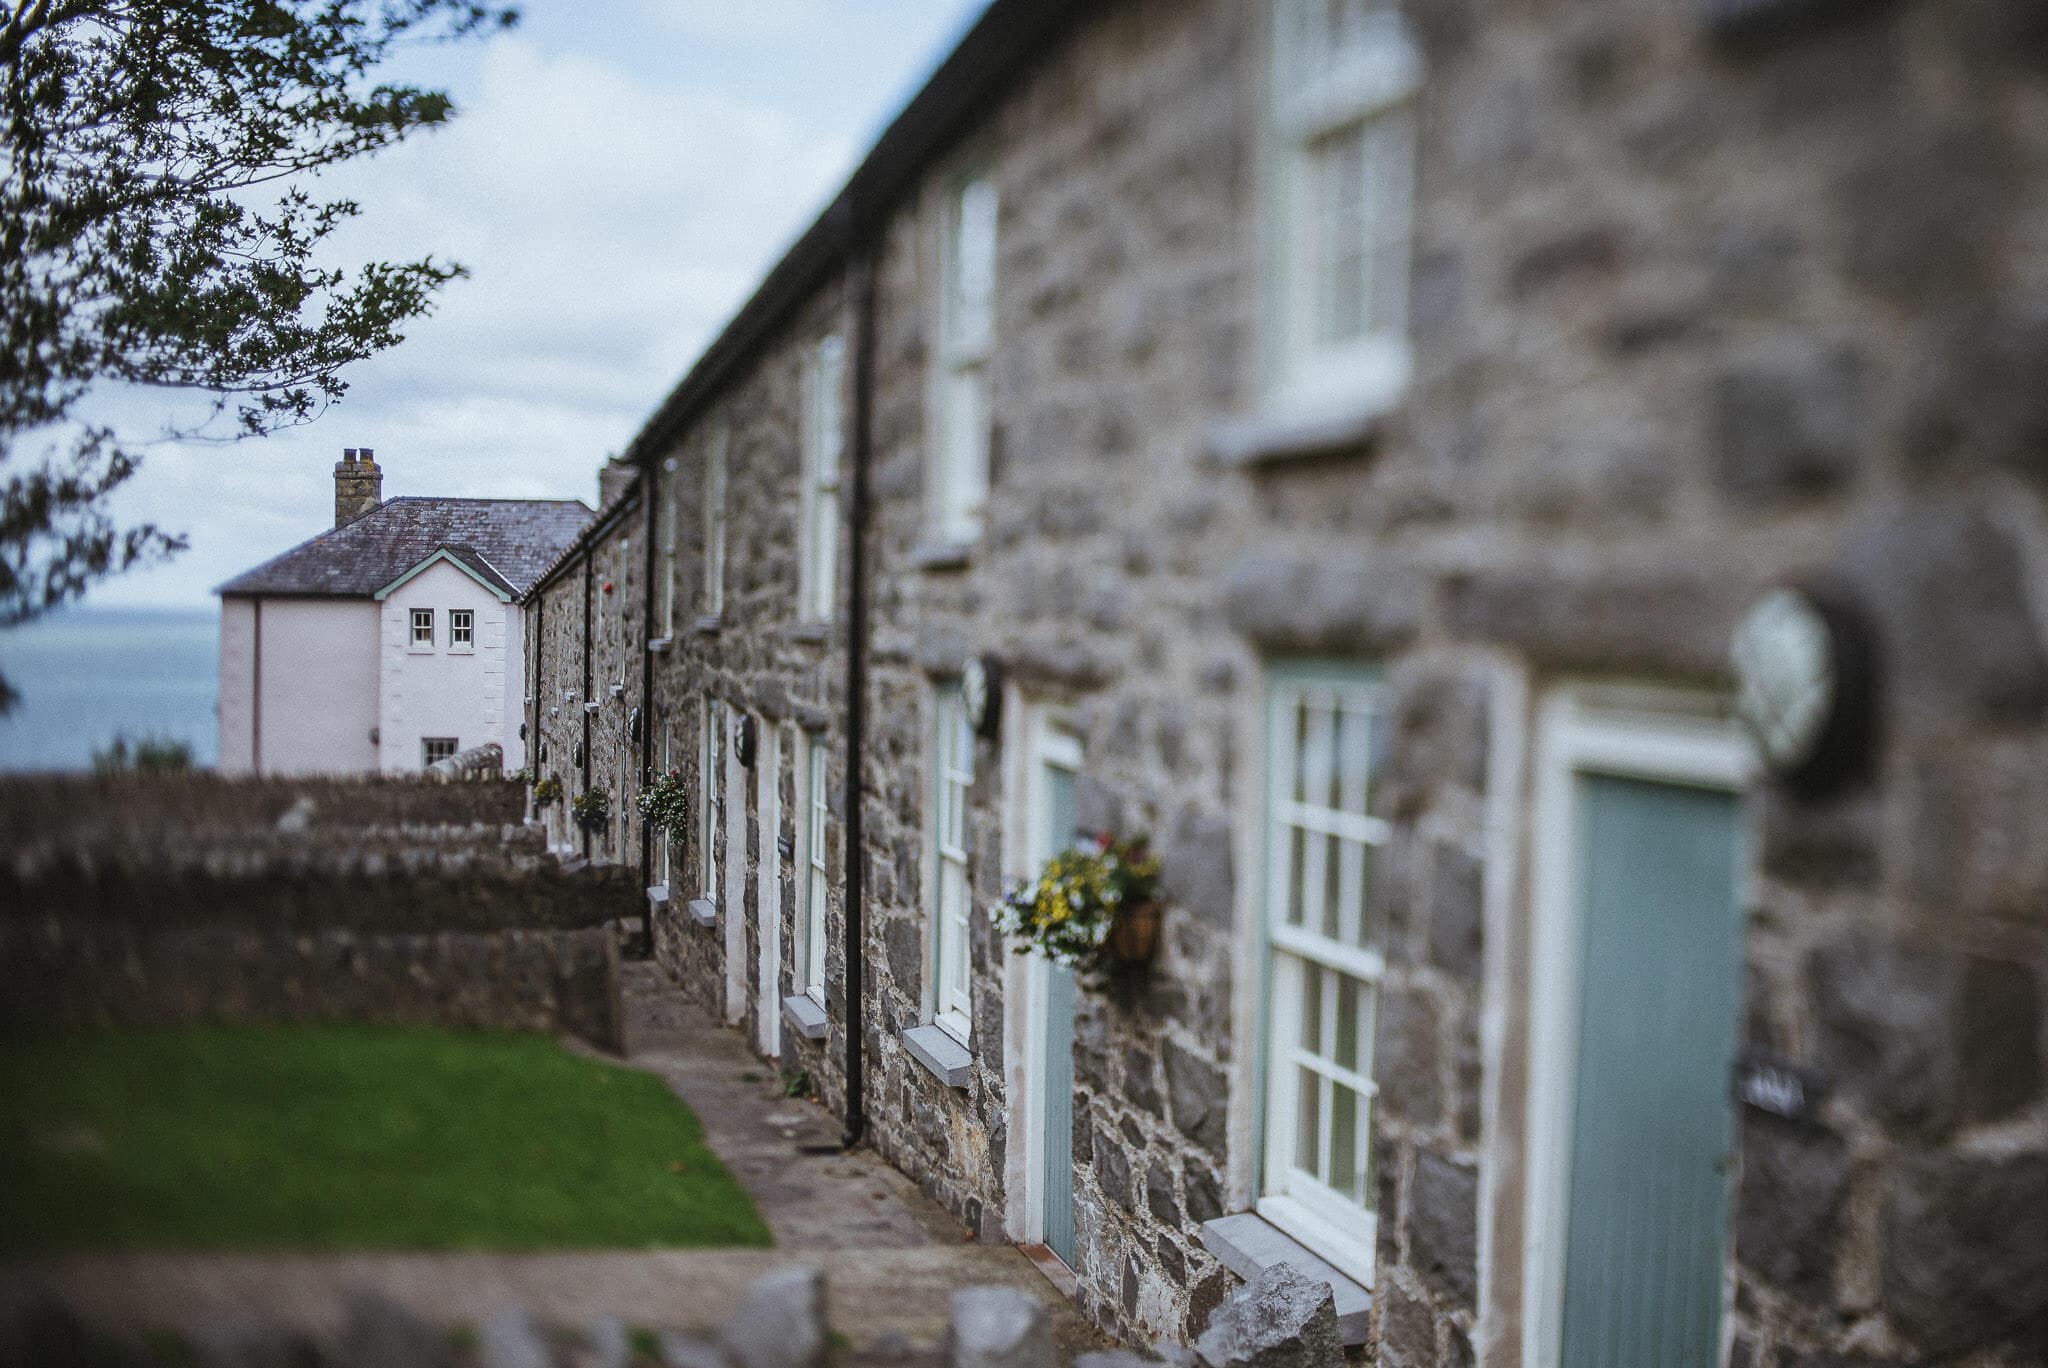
410 608 434 649
450 609 474 649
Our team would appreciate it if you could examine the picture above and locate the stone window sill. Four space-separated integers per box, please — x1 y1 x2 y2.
692 614 723 636
785 621 830 645
648 637 673 655
1198 1213 1372 1346
1205 393 1394 468
781 994 829 1040
903 1022 971 1088
646 883 670 912
686 897 718 927
908 540 973 573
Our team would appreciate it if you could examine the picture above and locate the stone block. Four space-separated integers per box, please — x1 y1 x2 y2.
1374 1279 1435 1368
1193 1262 1341 1368
1219 551 1423 656
1160 807 1234 930
478 1308 551 1368
1441 564 1739 679
1375 987 1442 1127
1408 1152 1478 1309
338 1293 451 1368
1185 1164 1224 1225
1095 1124 1134 1211
1884 1152 2048 1357
1807 931 1955 1134
1426 842 1483 981
1839 500 2048 727
1958 956 2042 1125
1732 1113 1850 1303
884 918 923 1001
1838 128 1997 302
1708 337 1867 505
1146 1162 1180 1227
949 1287 1053 1368
1163 1039 1228 1158
720 1266 827 1368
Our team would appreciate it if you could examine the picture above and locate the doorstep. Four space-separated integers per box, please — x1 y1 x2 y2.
1198 1213 1372 1345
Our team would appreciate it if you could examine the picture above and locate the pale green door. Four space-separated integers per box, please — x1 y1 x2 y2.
1559 773 1741 1368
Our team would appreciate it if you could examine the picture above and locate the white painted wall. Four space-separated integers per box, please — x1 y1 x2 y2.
377 560 519 774
215 596 380 776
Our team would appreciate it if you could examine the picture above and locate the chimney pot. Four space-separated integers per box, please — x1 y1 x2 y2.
334 446 384 526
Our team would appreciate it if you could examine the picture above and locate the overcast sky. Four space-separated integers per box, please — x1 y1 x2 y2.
89 0 987 609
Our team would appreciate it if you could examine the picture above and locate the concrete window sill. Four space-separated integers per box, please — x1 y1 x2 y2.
647 636 674 655
1198 1213 1372 1345
903 1022 971 1088
1205 394 1394 468
781 994 829 1040
686 897 718 927
692 614 723 636
646 883 670 913
785 621 830 645
908 540 973 573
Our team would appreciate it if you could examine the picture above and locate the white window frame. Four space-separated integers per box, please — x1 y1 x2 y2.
800 734 830 1003
703 429 728 618
930 166 996 547
700 697 724 902
659 456 679 637
1263 0 1420 424
421 736 458 767
929 683 975 1043
449 609 474 652
1258 665 1390 1285
409 607 435 651
660 719 673 888
800 334 845 623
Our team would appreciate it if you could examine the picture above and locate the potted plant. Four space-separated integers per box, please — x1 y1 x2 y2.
995 832 1163 978
531 776 562 807
637 768 689 838
571 787 610 834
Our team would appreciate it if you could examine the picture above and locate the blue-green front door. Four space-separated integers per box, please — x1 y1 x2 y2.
1559 773 1742 1368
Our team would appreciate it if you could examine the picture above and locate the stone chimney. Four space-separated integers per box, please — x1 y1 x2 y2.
597 456 637 510
334 448 383 526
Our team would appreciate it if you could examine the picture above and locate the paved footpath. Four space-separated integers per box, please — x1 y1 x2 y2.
2 959 1104 1357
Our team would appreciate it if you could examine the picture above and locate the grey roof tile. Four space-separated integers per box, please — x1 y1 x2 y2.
215 497 593 599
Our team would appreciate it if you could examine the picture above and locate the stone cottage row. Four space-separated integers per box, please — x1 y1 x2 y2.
522 1 2048 1364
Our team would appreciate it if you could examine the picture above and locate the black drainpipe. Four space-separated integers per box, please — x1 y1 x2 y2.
581 550 594 861
250 596 263 775
840 246 877 1149
639 470 658 951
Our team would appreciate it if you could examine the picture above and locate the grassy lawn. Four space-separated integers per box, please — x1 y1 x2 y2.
0 1024 771 1253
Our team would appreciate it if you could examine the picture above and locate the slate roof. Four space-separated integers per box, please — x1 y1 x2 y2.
216 498 594 599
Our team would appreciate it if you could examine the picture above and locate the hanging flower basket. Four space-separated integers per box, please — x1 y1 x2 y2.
637 768 689 838
571 787 610 833
996 833 1163 978
531 776 562 807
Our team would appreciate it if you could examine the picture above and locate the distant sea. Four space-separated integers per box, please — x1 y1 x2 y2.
0 606 219 773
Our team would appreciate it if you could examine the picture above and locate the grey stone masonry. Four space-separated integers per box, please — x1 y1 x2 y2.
524 0 2048 1362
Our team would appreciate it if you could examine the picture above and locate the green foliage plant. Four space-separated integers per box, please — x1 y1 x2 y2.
994 833 1160 970
570 786 609 831
636 767 688 838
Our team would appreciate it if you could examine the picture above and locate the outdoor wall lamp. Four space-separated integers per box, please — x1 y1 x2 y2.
1730 583 1877 796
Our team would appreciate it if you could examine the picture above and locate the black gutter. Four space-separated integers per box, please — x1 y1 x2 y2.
638 470 658 953
581 552 594 862
840 248 878 1150
624 0 1089 473
530 591 544 791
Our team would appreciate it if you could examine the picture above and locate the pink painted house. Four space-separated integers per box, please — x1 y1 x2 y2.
215 451 591 776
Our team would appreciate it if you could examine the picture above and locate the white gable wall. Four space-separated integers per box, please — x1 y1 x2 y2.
216 596 380 775
377 559 519 773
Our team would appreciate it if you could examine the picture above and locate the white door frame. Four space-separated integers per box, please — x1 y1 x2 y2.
1520 684 1753 1368
756 720 782 1058
1001 695 1080 1248
724 705 749 1025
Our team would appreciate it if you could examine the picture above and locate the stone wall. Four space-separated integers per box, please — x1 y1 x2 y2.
526 0 2048 1361
643 280 856 1110
0 920 622 1052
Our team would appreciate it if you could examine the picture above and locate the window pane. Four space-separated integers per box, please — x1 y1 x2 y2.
951 175 997 355
1335 975 1361 1073
1300 962 1324 1052
1296 1066 1322 1174
1313 122 1369 346
1330 1081 1360 1202
1285 826 1307 926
